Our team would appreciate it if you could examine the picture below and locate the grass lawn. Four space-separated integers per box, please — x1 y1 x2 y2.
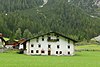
75 44 100 51
0 51 100 67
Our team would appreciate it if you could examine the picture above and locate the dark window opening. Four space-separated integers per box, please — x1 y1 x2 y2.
42 36 44 41
42 38 44 41
60 51 62 54
57 35 59 37
38 44 41 48
31 50 33 53
36 50 39 53
48 45 51 48
31 44 34 47
57 39 59 41
68 45 70 49
57 35 59 41
68 52 70 55
57 45 60 49
41 50 45 53
48 37 51 40
56 51 58 54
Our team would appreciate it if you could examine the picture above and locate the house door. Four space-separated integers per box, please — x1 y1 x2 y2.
48 50 51 55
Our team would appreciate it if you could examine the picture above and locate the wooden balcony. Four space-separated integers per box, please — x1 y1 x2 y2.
47 39 59 42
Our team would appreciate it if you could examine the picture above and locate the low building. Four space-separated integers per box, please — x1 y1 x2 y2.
5 38 26 49
5 40 18 49
21 32 77 56
0 33 5 48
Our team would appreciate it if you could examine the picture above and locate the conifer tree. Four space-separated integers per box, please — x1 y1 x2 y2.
14 28 22 39
23 29 33 39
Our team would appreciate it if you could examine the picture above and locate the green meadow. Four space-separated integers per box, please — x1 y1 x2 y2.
0 50 100 67
75 44 100 51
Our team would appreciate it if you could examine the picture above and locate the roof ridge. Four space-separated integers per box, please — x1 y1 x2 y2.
27 31 78 42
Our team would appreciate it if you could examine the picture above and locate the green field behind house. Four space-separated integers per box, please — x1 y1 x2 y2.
75 44 100 51
0 51 100 67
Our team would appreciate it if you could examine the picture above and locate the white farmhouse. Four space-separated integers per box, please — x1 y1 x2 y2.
21 32 77 56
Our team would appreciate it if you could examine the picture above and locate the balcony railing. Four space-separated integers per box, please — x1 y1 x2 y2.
47 38 59 42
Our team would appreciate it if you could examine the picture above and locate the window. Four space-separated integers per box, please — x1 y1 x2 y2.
57 35 59 37
68 52 70 55
42 36 44 41
48 45 51 48
57 35 59 41
36 50 39 53
31 50 34 53
56 51 58 54
38 44 41 48
60 51 62 54
57 45 60 49
42 38 44 41
31 44 34 47
41 50 45 53
48 37 51 40
68 45 70 49
57 39 59 41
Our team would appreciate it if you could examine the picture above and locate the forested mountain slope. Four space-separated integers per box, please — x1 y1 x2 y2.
0 0 100 40
70 0 100 17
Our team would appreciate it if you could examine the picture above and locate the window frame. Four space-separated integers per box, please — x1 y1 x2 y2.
48 45 51 48
57 45 60 49
68 52 70 55
42 36 44 41
68 45 70 49
31 44 34 47
41 50 45 53
56 51 58 54
38 44 41 48
36 50 39 53
60 51 62 54
31 50 34 53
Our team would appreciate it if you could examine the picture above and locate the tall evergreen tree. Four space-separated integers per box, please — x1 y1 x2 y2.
14 28 22 39
23 29 33 39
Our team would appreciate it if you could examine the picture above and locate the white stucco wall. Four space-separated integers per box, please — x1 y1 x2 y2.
19 44 23 49
0 39 2 47
25 34 75 56
5 45 13 49
0 39 4 48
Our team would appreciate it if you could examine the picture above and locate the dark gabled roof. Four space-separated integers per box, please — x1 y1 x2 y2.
27 32 78 42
